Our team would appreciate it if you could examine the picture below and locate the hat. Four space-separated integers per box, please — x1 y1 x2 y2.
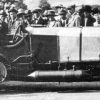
83 5 92 13
55 4 64 8
17 8 25 16
8 8 18 13
0 10 7 16
25 10 32 17
59 10 67 15
45 10 57 16
10 4 16 9
92 8 99 14
5 3 10 9
1 0 6 3
67 5 76 10
42 10 48 17
32 8 42 13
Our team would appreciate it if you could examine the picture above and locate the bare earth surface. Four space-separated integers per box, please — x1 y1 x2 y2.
0 81 100 100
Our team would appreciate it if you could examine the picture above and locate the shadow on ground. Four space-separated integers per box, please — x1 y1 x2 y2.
0 81 100 94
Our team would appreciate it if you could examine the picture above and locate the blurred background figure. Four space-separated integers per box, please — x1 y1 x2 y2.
0 10 7 22
0 10 8 44
0 1 4 10
92 7 100 27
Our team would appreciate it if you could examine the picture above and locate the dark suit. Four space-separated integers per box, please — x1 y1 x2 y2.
80 15 96 26
32 16 45 25
54 18 68 27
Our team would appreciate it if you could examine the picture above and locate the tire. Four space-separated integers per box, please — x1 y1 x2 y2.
0 62 7 82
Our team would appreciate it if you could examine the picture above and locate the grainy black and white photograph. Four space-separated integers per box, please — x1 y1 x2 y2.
0 0 100 100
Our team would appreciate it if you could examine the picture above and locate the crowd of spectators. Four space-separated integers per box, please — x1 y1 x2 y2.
0 0 100 40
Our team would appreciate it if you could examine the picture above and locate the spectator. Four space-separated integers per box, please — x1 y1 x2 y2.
67 5 81 27
80 5 96 27
92 7 100 27
31 8 44 25
24 10 32 26
55 9 68 27
46 10 57 27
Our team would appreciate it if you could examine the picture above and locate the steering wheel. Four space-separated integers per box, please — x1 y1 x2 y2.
9 24 25 44
12 32 23 43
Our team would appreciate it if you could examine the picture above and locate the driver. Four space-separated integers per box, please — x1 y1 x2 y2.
12 8 28 42
8 8 18 35
8 8 27 43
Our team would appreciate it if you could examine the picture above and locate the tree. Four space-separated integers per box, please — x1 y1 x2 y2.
39 0 51 11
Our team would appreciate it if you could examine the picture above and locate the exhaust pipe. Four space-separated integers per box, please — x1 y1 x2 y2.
28 70 90 82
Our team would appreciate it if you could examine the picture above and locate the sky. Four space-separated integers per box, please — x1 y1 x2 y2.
24 0 100 10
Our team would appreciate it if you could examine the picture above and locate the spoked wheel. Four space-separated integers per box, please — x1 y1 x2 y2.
0 62 7 83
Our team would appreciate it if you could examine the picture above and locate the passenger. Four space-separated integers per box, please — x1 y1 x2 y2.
54 10 68 27
67 5 81 27
8 8 18 34
31 8 44 25
46 10 57 27
92 8 100 27
80 5 96 27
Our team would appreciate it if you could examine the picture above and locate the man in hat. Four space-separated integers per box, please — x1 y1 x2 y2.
80 5 96 27
67 5 81 27
46 10 57 27
54 10 68 27
12 8 27 38
24 10 32 26
31 8 44 25
55 4 64 13
8 8 18 34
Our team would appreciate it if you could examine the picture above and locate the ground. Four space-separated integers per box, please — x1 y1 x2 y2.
0 81 100 100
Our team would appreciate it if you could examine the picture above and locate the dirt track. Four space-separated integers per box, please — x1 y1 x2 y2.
0 81 100 100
